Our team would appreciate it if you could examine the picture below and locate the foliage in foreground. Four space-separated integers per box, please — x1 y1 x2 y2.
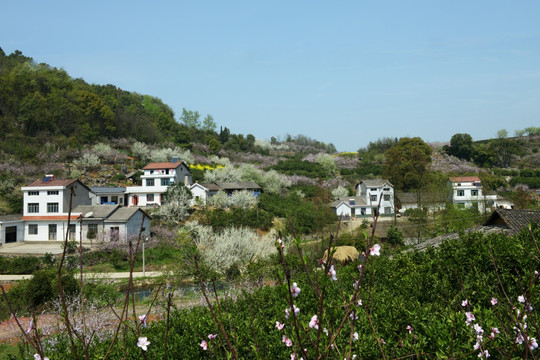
17 226 540 359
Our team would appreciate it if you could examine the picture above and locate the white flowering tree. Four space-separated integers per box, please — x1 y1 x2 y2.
331 186 349 200
153 184 192 224
150 147 194 164
183 221 276 274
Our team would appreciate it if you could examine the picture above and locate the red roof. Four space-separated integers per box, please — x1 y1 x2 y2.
25 179 78 187
143 162 185 170
449 176 481 183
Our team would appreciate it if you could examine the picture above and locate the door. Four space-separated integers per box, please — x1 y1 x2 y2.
49 224 57 240
5 226 17 243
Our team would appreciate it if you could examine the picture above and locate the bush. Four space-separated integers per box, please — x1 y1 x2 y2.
386 224 404 245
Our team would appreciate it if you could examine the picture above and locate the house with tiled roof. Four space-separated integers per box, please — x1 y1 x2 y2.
125 158 192 207
484 209 540 234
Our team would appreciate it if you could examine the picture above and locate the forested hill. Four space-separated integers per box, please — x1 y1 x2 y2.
0 48 339 161
0 48 202 158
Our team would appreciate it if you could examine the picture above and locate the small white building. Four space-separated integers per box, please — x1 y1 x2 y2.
126 160 192 207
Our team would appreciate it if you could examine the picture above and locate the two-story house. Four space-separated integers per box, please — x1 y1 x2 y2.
331 179 395 218
125 159 192 207
20 175 92 242
447 176 500 212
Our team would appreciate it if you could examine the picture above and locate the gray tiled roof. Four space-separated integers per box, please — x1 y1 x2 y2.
72 205 120 219
105 207 151 222
330 196 367 208
359 179 393 188
484 209 540 234
90 187 126 194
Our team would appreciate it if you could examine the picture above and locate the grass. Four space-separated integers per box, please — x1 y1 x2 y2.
0 342 20 359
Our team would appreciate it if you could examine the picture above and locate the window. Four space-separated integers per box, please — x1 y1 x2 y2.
69 224 76 241
384 207 392 214
87 224 98 239
28 191 39 196
29 224 38 235
161 178 169 186
370 188 377 192
370 195 377 202
146 178 154 186
111 196 118 204
28 203 39 213
471 190 478 196
47 190 59 195
49 224 57 240
100 196 108 204
383 187 390 191
384 194 390 201
457 190 465 197
147 194 154 202
47 203 59 213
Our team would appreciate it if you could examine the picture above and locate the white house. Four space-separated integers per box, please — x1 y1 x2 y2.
20 176 92 242
447 176 503 212
331 179 395 218
126 160 192 207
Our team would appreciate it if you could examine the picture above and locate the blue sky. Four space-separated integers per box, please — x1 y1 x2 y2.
2 1 539 151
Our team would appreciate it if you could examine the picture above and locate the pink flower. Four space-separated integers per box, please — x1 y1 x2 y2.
291 283 301 297
518 295 526 303
358 264 362 272
478 350 490 358
139 314 147 328
473 323 484 335
490 298 498 306
137 337 150 351
357 299 363 306
406 325 413 334
462 300 468 307
277 239 284 250
369 244 381 256
323 327 328 336
353 332 359 341
349 311 358 320
285 305 300 319
276 321 285 330
516 334 525 344
282 335 293 347
529 337 538 351
309 315 319 329
34 355 49 360
208 334 217 339
328 265 337 281
200 340 208 350
465 312 475 325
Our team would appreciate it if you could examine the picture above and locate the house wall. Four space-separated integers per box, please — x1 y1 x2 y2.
190 184 208 206
24 221 81 242
23 183 91 217
90 192 125 206
335 203 351 218
104 213 150 243
356 182 395 216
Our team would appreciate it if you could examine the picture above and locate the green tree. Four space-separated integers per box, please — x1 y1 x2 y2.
444 133 473 160
202 114 216 132
180 108 201 129
383 137 432 191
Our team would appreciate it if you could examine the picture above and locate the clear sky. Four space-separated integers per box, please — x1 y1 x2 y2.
1 1 539 151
